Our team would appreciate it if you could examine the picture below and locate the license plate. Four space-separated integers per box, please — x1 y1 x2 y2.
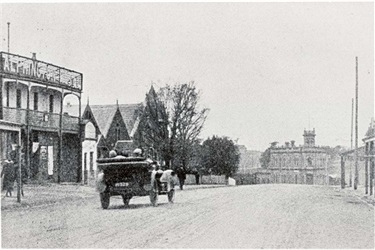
115 182 129 187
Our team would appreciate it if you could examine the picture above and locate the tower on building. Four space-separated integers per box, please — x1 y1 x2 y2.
303 128 316 147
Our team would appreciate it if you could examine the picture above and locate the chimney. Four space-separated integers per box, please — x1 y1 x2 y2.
32 53 36 60
291 140 295 147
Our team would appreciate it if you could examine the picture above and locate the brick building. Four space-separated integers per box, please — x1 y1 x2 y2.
76 102 143 185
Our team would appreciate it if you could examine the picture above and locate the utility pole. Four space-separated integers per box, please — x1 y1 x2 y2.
354 57 359 190
7 22 10 53
350 98 353 187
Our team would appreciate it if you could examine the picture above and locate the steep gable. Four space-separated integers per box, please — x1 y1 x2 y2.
105 109 130 149
118 103 144 137
65 103 144 140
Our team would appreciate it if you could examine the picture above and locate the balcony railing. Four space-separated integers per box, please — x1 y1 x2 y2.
2 107 79 132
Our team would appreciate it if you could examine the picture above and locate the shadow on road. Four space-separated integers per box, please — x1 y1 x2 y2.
105 202 171 210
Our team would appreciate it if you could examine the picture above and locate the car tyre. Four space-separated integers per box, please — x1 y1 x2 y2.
100 192 110 209
150 190 158 207
167 189 175 203
122 195 131 207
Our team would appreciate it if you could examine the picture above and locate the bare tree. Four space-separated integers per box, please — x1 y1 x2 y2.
159 82 209 169
135 82 208 169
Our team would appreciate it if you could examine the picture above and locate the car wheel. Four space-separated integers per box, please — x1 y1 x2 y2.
167 189 175 203
150 190 158 207
100 192 110 209
122 195 131 207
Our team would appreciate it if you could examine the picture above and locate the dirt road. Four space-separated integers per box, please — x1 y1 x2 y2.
2 184 374 248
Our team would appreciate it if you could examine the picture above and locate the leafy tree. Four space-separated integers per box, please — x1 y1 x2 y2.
174 139 203 173
260 148 271 168
201 136 240 180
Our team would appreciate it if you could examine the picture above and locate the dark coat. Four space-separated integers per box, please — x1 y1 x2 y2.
1 161 15 191
177 168 186 180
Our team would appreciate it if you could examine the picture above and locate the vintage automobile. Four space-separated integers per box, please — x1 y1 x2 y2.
96 155 176 209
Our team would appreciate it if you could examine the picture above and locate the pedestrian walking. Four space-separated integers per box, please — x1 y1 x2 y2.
177 167 186 190
1 158 15 197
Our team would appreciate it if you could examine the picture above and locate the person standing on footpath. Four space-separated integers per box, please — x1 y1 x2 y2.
195 171 200 185
176 167 186 190
1 155 15 197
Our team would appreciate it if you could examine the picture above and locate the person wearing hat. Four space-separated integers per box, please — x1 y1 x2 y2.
176 167 186 190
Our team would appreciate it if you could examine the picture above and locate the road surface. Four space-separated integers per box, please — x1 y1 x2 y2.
2 184 374 248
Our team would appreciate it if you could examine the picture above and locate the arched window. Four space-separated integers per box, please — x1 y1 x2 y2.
85 122 96 139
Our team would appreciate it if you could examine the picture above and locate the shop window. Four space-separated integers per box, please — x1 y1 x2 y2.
16 89 21 108
32 133 39 142
33 92 38 111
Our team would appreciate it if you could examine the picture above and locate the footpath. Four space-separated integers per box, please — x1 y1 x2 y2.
334 184 375 207
1 183 226 211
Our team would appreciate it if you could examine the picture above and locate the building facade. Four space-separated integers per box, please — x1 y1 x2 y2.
237 145 261 174
259 129 330 185
0 52 83 183
78 103 143 185
363 118 375 195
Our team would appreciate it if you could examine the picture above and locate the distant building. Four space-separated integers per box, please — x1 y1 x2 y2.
258 129 330 185
237 145 261 174
340 146 366 187
363 118 375 195
0 51 83 183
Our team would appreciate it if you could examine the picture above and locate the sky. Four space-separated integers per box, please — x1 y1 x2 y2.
1 2 374 151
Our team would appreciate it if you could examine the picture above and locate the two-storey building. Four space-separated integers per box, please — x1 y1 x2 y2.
257 129 330 185
0 52 83 183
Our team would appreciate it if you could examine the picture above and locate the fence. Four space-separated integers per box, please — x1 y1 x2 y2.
184 174 226 185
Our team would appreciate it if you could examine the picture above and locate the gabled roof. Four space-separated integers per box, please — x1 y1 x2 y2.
118 103 144 137
364 124 375 141
89 103 143 138
89 105 118 137
64 103 144 138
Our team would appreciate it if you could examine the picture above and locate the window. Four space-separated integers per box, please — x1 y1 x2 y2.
6 84 9 107
33 92 38 111
49 95 54 113
84 153 87 171
16 89 21 108
90 152 94 175
115 123 120 141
